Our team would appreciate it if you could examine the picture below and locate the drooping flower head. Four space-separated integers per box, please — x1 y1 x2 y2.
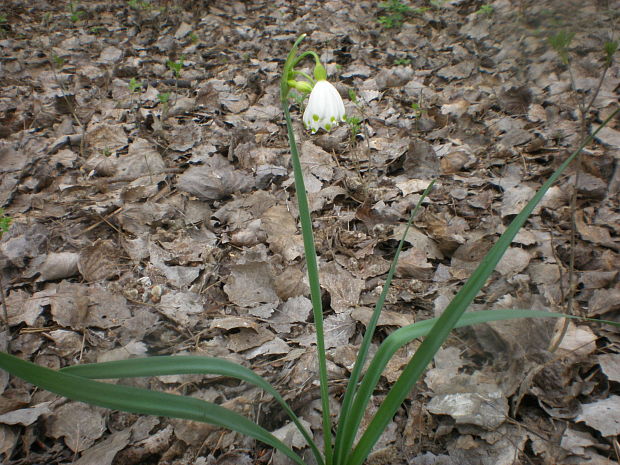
303 80 346 133
281 36 346 133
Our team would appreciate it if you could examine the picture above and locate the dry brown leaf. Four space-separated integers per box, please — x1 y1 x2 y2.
50 282 131 330
351 306 415 328
224 262 279 308
78 240 119 282
46 403 106 453
262 205 304 261
576 396 620 437
321 261 364 313
38 252 79 281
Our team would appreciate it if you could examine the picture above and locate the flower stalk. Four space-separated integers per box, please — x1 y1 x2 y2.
281 33 333 465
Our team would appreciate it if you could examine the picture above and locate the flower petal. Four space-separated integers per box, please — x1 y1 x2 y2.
303 80 346 133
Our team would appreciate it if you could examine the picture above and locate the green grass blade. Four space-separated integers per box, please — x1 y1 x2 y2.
347 109 619 465
333 180 435 465
62 356 322 465
283 103 332 464
0 352 306 465
344 308 619 449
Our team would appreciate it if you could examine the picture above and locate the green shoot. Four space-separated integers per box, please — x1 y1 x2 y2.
51 54 65 70
476 4 494 14
378 0 411 28
411 101 426 119
128 0 155 10
68 2 86 22
604 40 618 66
549 30 575 65
348 88 358 104
0 208 11 235
157 92 170 104
394 57 411 65
129 77 143 93
166 56 184 78
345 115 362 141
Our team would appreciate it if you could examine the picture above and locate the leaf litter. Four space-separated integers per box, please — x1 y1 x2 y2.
0 0 619 464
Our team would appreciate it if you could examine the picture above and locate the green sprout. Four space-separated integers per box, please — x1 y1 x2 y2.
345 115 362 140
411 101 424 118
604 40 618 66
548 30 575 65
394 57 411 65
0 208 11 235
157 92 170 104
128 0 153 10
188 31 199 43
51 54 65 69
129 77 143 93
476 4 494 14
0 14 7 25
377 0 410 28
166 56 184 78
348 88 358 105
68 2 86 22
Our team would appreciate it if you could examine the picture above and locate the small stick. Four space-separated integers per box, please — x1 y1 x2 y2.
0 273 10 352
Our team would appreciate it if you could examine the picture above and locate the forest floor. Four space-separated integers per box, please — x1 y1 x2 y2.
0 0 619 464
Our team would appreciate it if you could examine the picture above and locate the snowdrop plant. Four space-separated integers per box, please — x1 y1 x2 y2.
0 33 618 465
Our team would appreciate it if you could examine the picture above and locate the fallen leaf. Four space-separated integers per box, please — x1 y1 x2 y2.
46 403 106 452
576 396 620 436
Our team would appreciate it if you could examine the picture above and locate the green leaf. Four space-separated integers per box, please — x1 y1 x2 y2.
0 352 306 465
340 308 620 464
62 356 323 465
345 109 619 465
333 181 435 465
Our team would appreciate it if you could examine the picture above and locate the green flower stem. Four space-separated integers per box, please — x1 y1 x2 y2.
282 103 332 465
281 34 333 465
281 34 307 104
292 50 322 71
292 70 316 86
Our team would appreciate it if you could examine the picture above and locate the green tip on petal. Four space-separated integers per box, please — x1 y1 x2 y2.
313 114 319 122
325 124 331 130
313 63 327 81
330 116 336 122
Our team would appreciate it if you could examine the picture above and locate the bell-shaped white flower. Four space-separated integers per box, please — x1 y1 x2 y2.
303 80 346 133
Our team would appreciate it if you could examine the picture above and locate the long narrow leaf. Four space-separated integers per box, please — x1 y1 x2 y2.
283 104 332 464
347 109 619 465
333 181 435 465
62 356 322 465
280 37 332 464
342 308 620 449
0 352 306 465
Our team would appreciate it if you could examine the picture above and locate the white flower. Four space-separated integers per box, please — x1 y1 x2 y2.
303 80 346 133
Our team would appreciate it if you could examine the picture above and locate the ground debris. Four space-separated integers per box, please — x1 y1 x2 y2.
0 0 618 464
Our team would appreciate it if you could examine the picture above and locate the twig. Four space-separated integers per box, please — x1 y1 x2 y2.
548 34 615 352
0 274 11 352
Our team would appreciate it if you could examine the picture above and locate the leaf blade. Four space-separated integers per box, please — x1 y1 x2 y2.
62 355 322 465
0 352 306 465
